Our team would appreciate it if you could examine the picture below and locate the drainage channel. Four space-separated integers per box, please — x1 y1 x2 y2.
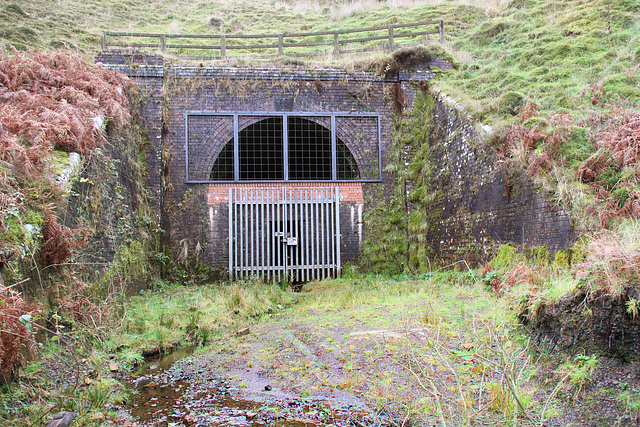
125 348 377 427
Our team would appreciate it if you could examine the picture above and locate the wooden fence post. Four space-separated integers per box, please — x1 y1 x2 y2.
160 34 166 54
439 20 445 44
388 25 394 50
101 31 106 50
333 32 340 60
220 35 227 59
278 34 284 56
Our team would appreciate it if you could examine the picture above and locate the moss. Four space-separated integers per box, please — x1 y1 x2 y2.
499 91 525 116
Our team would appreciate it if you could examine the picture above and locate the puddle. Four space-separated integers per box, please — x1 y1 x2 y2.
126 347 375 427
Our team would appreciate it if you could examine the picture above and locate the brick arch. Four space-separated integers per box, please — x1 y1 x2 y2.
187 115 234 181
207 116 362 181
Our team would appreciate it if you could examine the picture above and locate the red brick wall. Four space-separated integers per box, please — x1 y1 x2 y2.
207 182 363 204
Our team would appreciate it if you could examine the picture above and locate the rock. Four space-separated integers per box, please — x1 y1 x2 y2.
277 304 284 309
109 362 119 372
84 377 92 386
264 384 272 391
183 415 196 425
236 327 250 337
144 381 158 389
92 412 105 422
47 412 77 427
246 412 258 420
149 364 159 370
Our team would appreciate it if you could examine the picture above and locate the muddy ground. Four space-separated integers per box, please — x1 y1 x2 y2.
119 279 640 427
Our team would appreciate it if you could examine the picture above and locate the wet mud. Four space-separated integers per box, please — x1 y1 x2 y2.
125 348 378 427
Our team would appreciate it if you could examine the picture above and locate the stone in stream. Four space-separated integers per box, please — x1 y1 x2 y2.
46 412 76 427
236 327 250 337
109 362 119 372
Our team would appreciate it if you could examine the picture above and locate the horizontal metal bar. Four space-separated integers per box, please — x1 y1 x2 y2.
186 179 382 184
185 111 381 118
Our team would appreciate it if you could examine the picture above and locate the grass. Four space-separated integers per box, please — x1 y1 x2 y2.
186 272 566 426
108 279 298 352
0 279 298 426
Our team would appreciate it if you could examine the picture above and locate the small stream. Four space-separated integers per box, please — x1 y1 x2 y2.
125 347 375 427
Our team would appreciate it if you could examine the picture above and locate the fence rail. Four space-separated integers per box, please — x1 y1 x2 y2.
101 20 444 60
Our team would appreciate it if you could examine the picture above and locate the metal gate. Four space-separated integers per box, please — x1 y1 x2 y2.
228 187 341 281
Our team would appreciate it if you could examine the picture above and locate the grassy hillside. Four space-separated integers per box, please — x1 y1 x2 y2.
2 1 637 114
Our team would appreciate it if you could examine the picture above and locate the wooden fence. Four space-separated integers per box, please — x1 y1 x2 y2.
101 20 444 60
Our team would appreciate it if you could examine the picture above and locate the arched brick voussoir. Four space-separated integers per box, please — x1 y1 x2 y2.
187 115 234 181
335 116 380 180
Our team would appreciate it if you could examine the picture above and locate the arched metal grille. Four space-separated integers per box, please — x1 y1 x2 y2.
185 112 380 182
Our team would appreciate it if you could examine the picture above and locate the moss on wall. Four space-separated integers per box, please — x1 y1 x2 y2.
359 84 442 274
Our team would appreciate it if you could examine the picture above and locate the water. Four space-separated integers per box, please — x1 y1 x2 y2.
125 347 374 427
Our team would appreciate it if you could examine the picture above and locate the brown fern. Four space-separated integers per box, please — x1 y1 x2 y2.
0 285 40 384
41 208 90 266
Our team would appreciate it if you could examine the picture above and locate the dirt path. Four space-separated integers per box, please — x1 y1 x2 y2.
125 279 640 426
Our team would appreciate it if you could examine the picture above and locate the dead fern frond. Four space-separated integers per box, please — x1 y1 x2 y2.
41 207 90 266
0 284 40 384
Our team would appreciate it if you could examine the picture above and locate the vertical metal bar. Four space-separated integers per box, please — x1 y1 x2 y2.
320 187 326 279
234 114 239 182
283 187 288 283
335 186 342 278
325 188 331 279
250 188 255 278
327 187 336 279
294 188 299 282
304 188 309 282
270 188 275 282
310 188 316 281
276 188 281 282
234 188 238 279
228 188 233 280
331 115 337 181
243 189 248 279
283 115 289 181
260 188 265 280
236 188 246 279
